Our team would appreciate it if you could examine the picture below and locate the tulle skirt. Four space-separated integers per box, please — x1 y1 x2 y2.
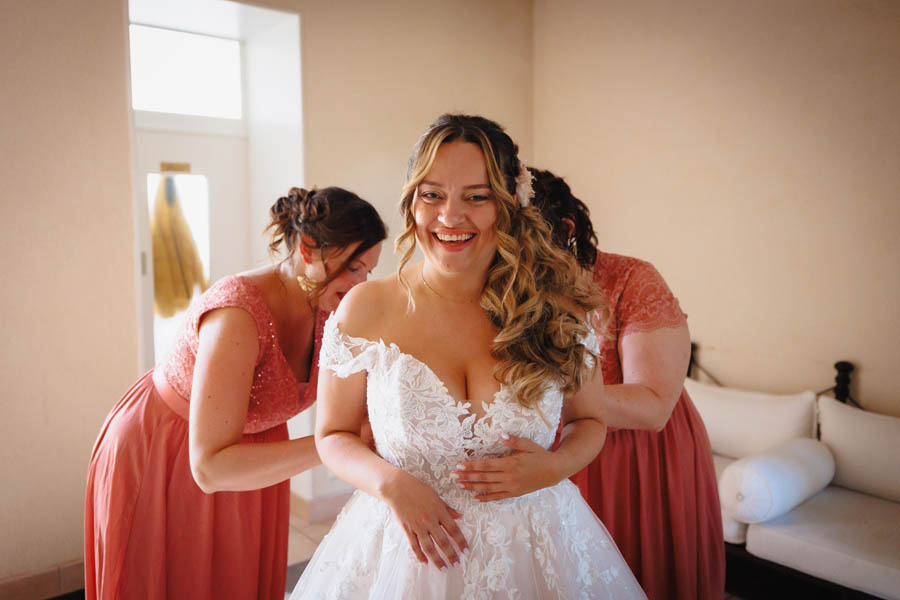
290 479 646 599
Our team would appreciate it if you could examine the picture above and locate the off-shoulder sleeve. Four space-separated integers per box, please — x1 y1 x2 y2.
581 327 602 370
318 312 380 378
617 261 687 336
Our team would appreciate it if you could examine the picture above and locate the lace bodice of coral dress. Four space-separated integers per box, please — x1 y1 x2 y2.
569 252 725 600
84 276 325 600
290 314 646 600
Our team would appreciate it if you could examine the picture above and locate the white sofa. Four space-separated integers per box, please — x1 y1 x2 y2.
685 378 900 599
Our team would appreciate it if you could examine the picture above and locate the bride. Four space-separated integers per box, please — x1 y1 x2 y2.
290 114 645 599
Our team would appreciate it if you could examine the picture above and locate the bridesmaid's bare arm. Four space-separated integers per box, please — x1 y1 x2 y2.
602 324 690 431
188 307 321 493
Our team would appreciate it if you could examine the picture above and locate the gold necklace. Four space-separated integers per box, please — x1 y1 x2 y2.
420 271 477 303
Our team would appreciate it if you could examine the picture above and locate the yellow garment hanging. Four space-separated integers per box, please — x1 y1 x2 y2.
151 176 209 317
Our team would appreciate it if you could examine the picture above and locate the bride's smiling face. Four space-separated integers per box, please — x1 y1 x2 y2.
414 141 498 276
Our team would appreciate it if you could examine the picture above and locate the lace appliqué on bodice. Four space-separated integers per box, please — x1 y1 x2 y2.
319 315 596 506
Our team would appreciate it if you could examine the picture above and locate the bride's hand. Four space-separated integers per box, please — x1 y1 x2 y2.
454 433 563 501
380 471 468 569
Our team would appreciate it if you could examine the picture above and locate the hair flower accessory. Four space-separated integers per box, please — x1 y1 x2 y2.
515 161 534 207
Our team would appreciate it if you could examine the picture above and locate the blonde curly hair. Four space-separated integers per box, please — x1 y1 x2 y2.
396 114 603 409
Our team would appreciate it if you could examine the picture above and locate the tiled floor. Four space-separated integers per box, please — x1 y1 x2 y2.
288 514 333 564
285 513 334 596
287 514 328 566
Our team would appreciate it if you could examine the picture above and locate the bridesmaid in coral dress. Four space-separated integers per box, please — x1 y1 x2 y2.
84 187 386 599
529 169 725 600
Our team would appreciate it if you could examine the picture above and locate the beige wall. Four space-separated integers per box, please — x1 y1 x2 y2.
7 0 898 586
0 0 138 582
533 0 900 416
253 0 534 277
0 0 534 583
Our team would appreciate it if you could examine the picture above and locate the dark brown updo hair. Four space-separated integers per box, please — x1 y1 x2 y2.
267 186 387 297
528 168 599 269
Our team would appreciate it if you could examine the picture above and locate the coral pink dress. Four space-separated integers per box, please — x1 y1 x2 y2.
571 252 725 600
84 276 324 600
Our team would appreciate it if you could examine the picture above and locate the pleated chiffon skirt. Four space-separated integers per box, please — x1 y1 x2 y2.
84 370 290 600
572 390 726 600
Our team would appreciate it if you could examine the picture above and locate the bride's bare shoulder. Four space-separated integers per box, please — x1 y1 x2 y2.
332 272 408 340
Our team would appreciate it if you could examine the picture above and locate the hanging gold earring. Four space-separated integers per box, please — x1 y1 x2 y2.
567 236 578 258
297 274 318 292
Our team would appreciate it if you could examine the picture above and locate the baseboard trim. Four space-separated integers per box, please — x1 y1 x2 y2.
0 495 349 598
0 559 83 600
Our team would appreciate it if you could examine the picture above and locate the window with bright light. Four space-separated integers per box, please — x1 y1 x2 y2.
129 24 242 119
147 173 211 365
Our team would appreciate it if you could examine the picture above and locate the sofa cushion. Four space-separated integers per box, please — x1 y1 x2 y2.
713 454 747 544
746 486 900 599
719 438 834 523
818 395 900 504
685 378 816 459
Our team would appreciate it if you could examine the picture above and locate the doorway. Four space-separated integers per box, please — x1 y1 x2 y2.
126 0 349 524
127 0 304 369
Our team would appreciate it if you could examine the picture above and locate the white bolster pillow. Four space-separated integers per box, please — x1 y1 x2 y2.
719 438 835 524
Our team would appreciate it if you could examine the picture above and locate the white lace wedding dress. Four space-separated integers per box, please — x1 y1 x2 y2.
290 315 646 599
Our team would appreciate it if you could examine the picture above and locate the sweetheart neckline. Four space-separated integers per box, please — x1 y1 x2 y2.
332 322 508 424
